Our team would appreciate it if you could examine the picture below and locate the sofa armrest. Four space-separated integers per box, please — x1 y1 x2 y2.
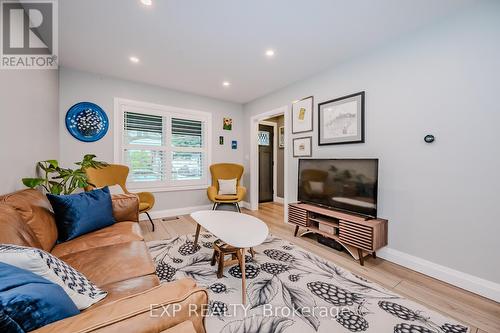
111 194 140 222
31 278 208 333
161 321 197 333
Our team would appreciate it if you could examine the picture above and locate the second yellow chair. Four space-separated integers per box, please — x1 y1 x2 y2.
207 163 246 212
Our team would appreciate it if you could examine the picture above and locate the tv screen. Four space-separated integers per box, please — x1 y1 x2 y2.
298 159 378 218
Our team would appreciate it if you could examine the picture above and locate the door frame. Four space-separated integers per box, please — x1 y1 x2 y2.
249 105 288 221
258 120 278 203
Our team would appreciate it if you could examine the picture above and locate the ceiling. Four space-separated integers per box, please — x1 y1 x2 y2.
59 0 474 104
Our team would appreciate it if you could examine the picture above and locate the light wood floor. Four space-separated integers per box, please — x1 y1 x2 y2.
140 202 500 333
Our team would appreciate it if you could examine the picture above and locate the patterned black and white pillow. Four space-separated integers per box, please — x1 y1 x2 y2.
0 244 107 310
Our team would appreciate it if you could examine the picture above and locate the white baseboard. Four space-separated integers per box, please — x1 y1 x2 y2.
377 247 500 302
274 196 284 204
141 204 212 220
241 201 252 210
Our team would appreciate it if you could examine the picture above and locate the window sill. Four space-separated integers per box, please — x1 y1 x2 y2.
127 184 209 193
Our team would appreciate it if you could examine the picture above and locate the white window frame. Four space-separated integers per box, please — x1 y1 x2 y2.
114 98 212 193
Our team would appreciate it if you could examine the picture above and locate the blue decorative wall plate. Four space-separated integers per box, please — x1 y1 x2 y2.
65 102 109 142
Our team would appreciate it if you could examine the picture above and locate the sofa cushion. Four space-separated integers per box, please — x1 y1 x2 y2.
111 194 139 222
92 274 159 309
51 222 143 258
30 279 208 333
0 203 42 248
0 262 79 332
58 241 156 286
47 187 115 242
0 244 107 310
0 189 58 251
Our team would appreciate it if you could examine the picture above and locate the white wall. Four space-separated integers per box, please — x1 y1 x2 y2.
59 68 244 211
0 71 59 194
243 1 500 289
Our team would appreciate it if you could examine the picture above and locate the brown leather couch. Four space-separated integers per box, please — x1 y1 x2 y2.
0 189 208 333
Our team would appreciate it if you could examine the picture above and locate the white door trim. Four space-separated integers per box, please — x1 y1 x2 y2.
250 105 288 223
259 120 278 203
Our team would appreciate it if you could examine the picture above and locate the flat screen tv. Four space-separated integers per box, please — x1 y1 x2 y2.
298 159 378 218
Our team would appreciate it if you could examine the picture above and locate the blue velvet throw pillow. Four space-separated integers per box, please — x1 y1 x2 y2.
47 187 115 242
0 262 79 333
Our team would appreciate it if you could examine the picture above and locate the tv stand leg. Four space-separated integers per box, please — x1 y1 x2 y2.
372 251 376 259
294 225 299 237
358 248 364 266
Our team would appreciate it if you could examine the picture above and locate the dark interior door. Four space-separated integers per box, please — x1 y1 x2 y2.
259 124 274 203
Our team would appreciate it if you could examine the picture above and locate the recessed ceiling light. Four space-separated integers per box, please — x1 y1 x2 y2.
140 0 152 6
222 81 231 87
129 56 140 63
265 49 275 57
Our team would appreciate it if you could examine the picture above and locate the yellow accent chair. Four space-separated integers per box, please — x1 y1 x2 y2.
85 164 156 231
207 163 246 212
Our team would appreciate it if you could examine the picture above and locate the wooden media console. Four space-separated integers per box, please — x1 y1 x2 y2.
288 202 388 265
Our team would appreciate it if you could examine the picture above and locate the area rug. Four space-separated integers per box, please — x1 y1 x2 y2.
147 234 468 333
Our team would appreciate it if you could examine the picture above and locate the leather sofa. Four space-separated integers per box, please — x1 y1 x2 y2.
0 189 208 333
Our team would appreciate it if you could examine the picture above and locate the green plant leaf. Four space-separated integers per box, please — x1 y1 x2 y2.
76 154 108 169
76 179 87 188
49 183 63 195
83 154 97 160
38 160 59 171
43 160 59 168
22 178 45 188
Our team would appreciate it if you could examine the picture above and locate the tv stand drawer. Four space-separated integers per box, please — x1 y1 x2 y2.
288 205 308 227
339 220 373 248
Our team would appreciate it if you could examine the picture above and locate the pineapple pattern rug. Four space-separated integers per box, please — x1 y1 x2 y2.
147 234 468 333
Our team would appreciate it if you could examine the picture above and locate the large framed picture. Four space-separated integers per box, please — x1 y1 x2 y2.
292 96 313 133
293 137 312 157
318 91 365 145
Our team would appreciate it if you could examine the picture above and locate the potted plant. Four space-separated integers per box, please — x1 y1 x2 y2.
22 154 108 195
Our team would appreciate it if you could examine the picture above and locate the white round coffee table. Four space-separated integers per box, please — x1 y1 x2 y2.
190 210 269 304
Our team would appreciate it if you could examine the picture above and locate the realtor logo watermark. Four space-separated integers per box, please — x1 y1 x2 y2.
0 0 58 69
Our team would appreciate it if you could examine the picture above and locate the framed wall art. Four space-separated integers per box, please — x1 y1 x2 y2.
223 117 232 130
65 102 109 142
318 91 365 145
292 96 313 133
293 137 312 157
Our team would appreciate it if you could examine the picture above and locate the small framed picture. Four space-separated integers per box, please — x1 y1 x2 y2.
219 136 224 145
292 96 313 134
231 140 237 149
318 91 365 145
223 117 232 130
278 126 285 148
293 137 312 157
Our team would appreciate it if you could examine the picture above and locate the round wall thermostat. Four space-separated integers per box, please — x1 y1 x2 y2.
424 134 435 143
